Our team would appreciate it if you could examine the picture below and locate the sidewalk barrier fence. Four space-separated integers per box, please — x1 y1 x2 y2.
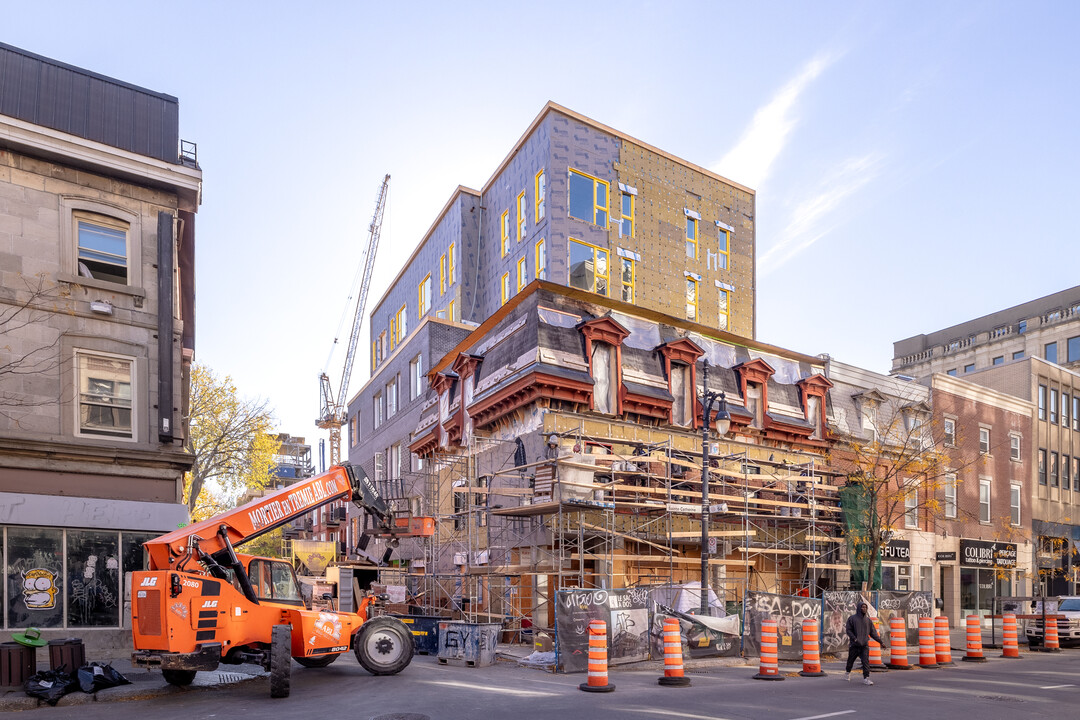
752 618 784 681
917 617 938 668
657 618 691 687
934 616 954 666
799 618 826 677
868 618 888 673
962 614 987 663
1000 613 1020 659
579 620 616 693
886 616 911 669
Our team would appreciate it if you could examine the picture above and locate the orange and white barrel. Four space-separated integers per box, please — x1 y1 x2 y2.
868 618 888 672
962 614 986 662
752 618 785 681
887 616 911 669
578 619 616 692
1044 616 1061 652
918 617 938 668
934 616 954 665
1000 613 1020 659
658 617 691 687
799 618 826 677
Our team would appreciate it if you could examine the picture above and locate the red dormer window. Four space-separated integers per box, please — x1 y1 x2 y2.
580 316 629 415
659 338 705 428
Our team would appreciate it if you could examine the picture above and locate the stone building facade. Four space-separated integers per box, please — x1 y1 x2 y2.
0 44 200 644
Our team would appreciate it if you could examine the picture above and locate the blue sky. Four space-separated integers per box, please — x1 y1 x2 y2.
7 2 1080 461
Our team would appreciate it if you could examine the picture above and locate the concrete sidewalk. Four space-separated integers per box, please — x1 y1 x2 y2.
0 654 266 711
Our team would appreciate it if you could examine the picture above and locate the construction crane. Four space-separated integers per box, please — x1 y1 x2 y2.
317 174 390 465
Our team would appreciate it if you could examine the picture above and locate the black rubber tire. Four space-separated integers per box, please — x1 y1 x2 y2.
354 616 414 675
270 624 292 698
162 669 197 687
1028 638 1042 648
293 653 340 668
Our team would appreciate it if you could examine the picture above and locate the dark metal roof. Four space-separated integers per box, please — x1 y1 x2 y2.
0 43 180 164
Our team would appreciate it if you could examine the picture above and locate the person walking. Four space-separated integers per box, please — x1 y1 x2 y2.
844 601 883 686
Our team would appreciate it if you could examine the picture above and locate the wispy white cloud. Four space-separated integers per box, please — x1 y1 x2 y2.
712 51 837 189
759 152 885 273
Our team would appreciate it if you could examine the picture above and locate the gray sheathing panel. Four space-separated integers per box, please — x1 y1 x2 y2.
368 192 474 360
0 43 180 163
472 115 554 320
539 322 585 358
621 345 666 380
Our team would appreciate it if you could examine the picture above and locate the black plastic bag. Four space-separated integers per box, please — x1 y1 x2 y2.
25 669 77 706
76 662 131 693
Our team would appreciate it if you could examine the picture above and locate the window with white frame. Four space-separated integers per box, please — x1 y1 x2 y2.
944 417 956 446
389 443 400 480
1010 433 1021 461
979 479 991 523
979 427 990 454
75 351 134 439
373 392 383 429
944 473 957 518
410 354 424 400
1010 484 1021 526
75 212 130 285
386 376 398 418
861 401 877 442
373 452 385 485
904 481 919 528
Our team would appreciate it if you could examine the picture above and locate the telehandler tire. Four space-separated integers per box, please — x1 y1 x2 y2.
355 616 414 675
162 669 197 686
293 653 340 668
270 624 292 698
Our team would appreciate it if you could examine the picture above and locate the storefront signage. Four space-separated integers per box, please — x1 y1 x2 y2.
960 539 1017 568
936 551 956 562
881 539 910 561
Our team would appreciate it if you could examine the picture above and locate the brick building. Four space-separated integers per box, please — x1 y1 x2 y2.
0 44 200 645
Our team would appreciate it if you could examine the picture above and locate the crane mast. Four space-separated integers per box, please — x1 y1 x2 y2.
318 174 390 465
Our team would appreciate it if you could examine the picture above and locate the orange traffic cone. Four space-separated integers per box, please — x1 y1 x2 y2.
579 619 616 692
917 617 938 668
886 616 911 669
962 614 986 663
799 618 826 677
934 616 954 666
658 617 691 687
752 618 785 681
868 618 888 673
1043 617 1061 653
1000 613 1020 659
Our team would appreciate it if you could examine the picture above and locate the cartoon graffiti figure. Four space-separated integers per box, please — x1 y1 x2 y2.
22 568 58 609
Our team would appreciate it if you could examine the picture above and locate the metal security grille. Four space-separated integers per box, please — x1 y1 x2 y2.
137 590 162 636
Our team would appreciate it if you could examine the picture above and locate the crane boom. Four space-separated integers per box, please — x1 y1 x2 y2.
317 174 390 465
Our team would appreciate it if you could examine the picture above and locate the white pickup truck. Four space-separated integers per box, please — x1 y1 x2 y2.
1025 596 1080 647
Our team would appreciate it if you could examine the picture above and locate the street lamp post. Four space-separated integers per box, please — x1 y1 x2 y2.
699 361 730 616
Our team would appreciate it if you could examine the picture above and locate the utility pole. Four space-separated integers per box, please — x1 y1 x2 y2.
699 361 730 616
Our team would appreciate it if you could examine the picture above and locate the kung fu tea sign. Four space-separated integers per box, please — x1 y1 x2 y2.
960 539 1017 569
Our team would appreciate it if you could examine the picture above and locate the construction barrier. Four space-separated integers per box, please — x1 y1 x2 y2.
1000 613 1020 659
934 616 954 666
962 614 986 663
868 619 888 673
887 616 911 669
1044 617 1061 653
579 620 616 693
799 618 826 677
917 617 939 668
657 618 691 687
752 618 785 681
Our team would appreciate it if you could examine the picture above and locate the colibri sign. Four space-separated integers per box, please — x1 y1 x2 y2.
960 539 1017 568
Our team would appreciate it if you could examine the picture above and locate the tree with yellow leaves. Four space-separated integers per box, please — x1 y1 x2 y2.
184 363 277 521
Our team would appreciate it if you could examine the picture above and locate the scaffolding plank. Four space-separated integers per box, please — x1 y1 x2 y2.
668 530 748 538
736 547 817 556
807 563 851 570
573 520 682 555
571 553 752 566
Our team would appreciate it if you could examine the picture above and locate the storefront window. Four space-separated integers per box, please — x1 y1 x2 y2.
6 527 64 629
67 530 120 627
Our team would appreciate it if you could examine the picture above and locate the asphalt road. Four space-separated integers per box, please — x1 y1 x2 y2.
30 649 1080 720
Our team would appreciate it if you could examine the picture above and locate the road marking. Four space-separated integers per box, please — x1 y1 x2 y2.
1040 684 1075 689
617 708 733 720
420 680 558 697
787 712 856 720
906 685 1047 703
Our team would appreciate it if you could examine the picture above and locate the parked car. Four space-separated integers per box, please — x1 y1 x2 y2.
1026 596 1080 647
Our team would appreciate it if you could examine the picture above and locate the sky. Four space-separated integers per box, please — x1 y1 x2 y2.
7 1 1080 465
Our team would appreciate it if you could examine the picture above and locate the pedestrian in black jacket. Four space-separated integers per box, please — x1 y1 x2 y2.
844 602 883 685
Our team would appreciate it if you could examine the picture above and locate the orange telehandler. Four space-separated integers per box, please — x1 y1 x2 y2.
131 463 426 698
